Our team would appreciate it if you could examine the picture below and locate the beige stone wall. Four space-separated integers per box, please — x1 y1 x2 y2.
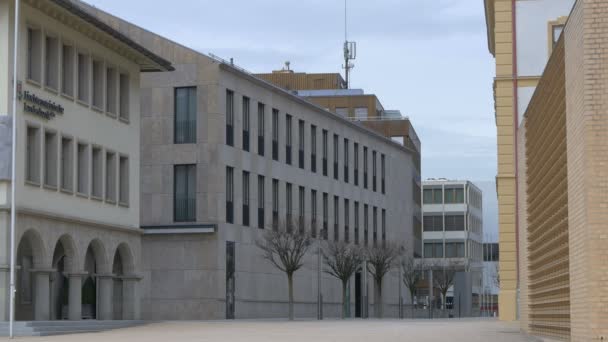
490 0 519 322
564 0 608 340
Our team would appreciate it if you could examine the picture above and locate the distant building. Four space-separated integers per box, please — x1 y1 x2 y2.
482 242 499 317
421 179 484 311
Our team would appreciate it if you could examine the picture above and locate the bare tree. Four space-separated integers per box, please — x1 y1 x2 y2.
322 241 365 318
366 242 401 318
401 252 424 307
256 219 313 320
432 261 458 310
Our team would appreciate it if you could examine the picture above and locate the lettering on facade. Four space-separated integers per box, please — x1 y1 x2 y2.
17 82 64 120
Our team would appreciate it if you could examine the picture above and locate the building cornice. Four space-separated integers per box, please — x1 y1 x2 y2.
0 205 142 235
484 0 496 56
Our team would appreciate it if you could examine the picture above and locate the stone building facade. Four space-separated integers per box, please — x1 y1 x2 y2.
0 0 172 322
79 4 421 320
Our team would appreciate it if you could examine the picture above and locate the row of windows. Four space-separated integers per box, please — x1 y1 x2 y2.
223 89 387 194
423 214 466 232
26 26 130 121
173 164 387 244
423 186 465 204
423 241 465 258
25 124 129 205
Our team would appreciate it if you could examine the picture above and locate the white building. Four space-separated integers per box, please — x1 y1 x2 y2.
0 0 172 322
421 179 483 309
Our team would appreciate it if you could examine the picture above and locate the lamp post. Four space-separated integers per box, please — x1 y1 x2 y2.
9 0 21 338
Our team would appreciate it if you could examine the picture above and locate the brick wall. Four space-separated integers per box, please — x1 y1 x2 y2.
565 1 608 340
524 36 570 340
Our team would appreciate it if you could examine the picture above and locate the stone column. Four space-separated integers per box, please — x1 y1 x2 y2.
97 274 114 320
67 272 87 320
32 269 52 321
121 275 142 320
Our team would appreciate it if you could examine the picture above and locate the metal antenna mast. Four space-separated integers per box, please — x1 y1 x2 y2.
342 0 356 89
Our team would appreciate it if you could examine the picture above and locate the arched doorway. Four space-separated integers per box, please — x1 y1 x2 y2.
111 243 135 320
15 229 46 321
83 239 107 319
50 235 76 320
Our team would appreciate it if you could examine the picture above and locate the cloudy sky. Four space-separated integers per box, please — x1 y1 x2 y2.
86 0 499 238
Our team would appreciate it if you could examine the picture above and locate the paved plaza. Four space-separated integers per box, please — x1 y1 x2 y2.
1 319 538 342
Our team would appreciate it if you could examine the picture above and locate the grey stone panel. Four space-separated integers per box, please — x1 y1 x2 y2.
0 116 12 181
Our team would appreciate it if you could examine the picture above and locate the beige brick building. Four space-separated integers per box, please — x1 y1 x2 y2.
514 0 608 340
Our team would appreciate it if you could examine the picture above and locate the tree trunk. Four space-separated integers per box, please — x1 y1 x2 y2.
341 279 348 319
288 273 294 321
374 277 383 318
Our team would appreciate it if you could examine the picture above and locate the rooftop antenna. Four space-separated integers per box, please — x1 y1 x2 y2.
342 0 356 89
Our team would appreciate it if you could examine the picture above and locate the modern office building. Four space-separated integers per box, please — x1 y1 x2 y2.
483 0 575 321
481 242 499 316
421 179 484 311
78 3 422 320
0 0 172 322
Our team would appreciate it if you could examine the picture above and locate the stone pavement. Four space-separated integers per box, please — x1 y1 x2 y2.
1 318 538 342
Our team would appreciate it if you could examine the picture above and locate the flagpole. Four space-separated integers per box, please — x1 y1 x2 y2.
9 0 20 338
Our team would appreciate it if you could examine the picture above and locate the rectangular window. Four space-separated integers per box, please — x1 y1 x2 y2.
322 130 328 176
76 143 88 194
105 151 116 203
381 154 386 194
354 143 359 186
298 120 305 169
119 156 129 205
286 182 293 229
285 114 292 165
333 196 339 241
310 125 317 173
298 186 305 232
381 209 386 242
364 204 369 245
44 131 58 188
174 87 197 144
44 35 59 90
445 215 465 231
424 243 444 258
242 171 250 226
446 242 465 258
27 27 42 83
26 126 40 184
257 103 265 156
423 189 433 204
92 59 103 109
444 187 465 204
373 206 378 244
60 137 73 192
91 146 102 198
433 188 442 204
423 215 443 232
105 67 117 115
61 44 74 96
77 52 89 103
333 134 339 180
242 97 250 152
258 175 265 229
272 109 279 161
272 179 279 230
226 90 234 146
226 166 234 223
344 199 350 243
354 107 368 119
311 189 317 237
174 164 196 222
354 202 360 245
119 73 130 121
344 138 349 183
322 193 329 240
372 151 377 192
363 147 368 189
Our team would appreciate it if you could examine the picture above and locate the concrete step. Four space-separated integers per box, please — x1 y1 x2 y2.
0 320 146 336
